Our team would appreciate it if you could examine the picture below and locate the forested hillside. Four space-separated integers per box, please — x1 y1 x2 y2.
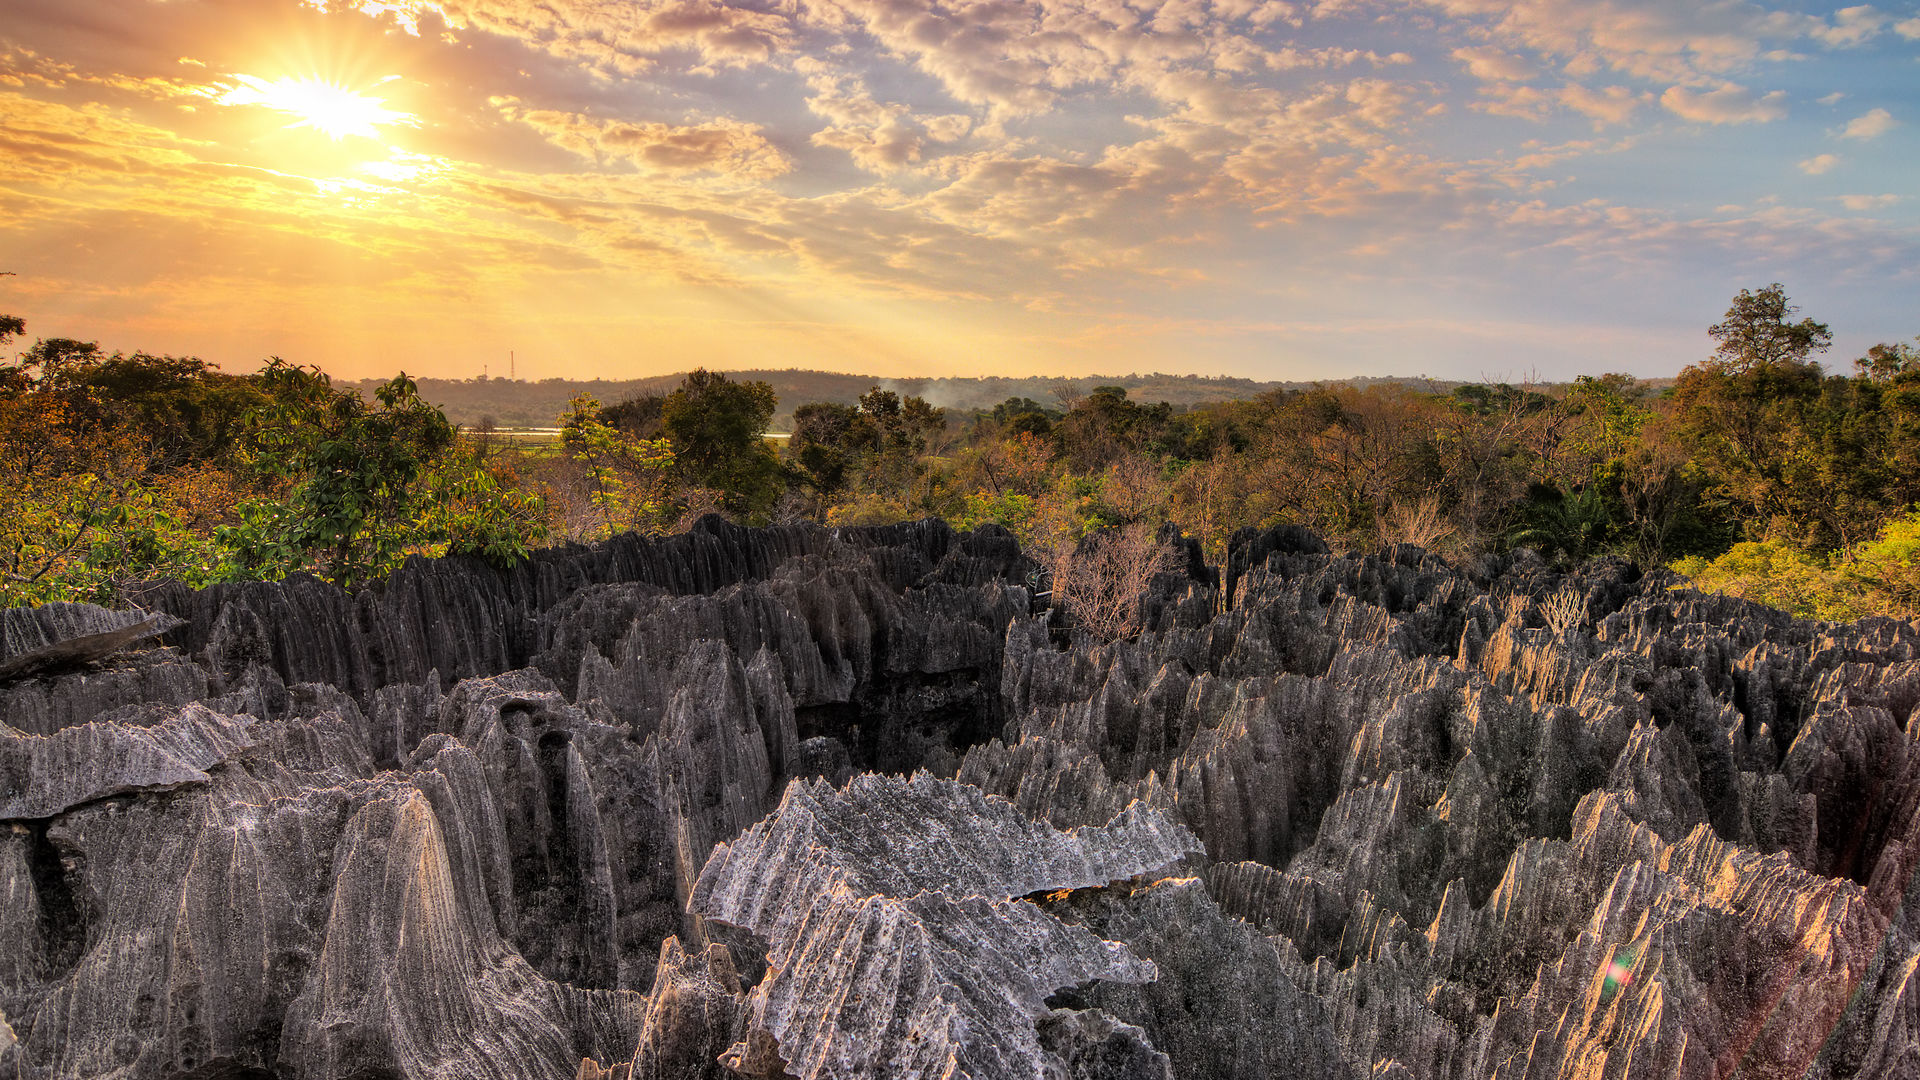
4 285 1916 620
351 370 1316 430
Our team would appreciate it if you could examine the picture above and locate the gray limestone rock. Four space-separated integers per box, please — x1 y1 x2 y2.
689 774 1201 1080
3 519 1917 1080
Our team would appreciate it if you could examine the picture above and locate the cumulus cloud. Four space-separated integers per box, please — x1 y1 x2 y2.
1798 153 1839 174
804 73 948 174
1841 107 1897 139
1414 0 1777 83
1660 83 1787 124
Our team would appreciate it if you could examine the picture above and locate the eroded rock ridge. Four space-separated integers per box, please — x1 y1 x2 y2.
2 517 1915 1079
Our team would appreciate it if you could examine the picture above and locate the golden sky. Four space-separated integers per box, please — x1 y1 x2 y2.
2 0 1916 381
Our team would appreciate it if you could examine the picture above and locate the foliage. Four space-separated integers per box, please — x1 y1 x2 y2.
0 345 551 604
1672 509 1920 621
0 462 225 606
218 362 457 587
661 369 785 516
787 387 945 517
5 284 1919 621
429 445 553 564
1671 291 1920 553
1707 283 1833 374
560 393 675 539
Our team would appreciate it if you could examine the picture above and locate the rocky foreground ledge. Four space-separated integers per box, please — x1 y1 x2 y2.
2 517 1917 1080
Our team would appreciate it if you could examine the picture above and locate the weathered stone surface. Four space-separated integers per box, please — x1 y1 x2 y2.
0 604 184 666
966 526 1920 1079
689 774 1199 1080
4 519 1917 1079
0 702 253 818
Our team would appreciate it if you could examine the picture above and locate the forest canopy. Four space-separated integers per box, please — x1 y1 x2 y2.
3 286 1917 623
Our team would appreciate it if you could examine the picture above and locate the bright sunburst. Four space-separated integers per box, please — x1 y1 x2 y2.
217 74 417 141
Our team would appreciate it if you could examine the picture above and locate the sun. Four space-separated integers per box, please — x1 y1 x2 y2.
218 74 417 141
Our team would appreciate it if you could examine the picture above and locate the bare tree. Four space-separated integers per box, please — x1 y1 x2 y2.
1043 522 1179 641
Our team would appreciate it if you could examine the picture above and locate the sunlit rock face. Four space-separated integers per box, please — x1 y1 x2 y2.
3 517 1917 1080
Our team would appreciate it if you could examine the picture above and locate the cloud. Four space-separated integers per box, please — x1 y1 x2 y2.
1473 82 1552 122
1414 0 1907 88
1836 193 1900 210
1452 46 1534 82
1660 83 1786 124
413 0 798 73
1558 84 1644 127
1817 91 1846 105
1841 107 1897 139
1810 5 1887 47
1897 17 1920 39
500 105 790 179
802 72 974 175
1413 0 1778 83
5 0 1919 383
1835 193 1896 210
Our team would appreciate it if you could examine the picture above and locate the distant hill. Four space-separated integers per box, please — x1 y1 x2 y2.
358 370 1468 430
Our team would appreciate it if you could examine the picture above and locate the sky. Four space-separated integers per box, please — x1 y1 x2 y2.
1 0 1916 383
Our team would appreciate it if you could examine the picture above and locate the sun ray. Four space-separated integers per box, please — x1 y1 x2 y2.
216 74 417 141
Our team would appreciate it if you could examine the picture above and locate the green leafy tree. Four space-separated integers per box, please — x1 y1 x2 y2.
788 401 871 498
1708 283 1833 374
1866 340 1920 509
221 360 545 588
1672 285 1846 548
987 397 1058 439
561 393 675 538
1053 386 1174 473
0 326 238 604
660 369 784 516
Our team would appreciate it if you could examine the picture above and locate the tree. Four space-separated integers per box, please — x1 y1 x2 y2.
600 392 666 439
788 401 869 497
660 369 784 516
785 386 946 518
0 271 23 351
1053 386 1173 473
1857 339 1919 383
560 393 675 538
224 361 463 588
1044 522 1180 641
1672 286 1841 547
1708 283 1832 373
988 397 1058 438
